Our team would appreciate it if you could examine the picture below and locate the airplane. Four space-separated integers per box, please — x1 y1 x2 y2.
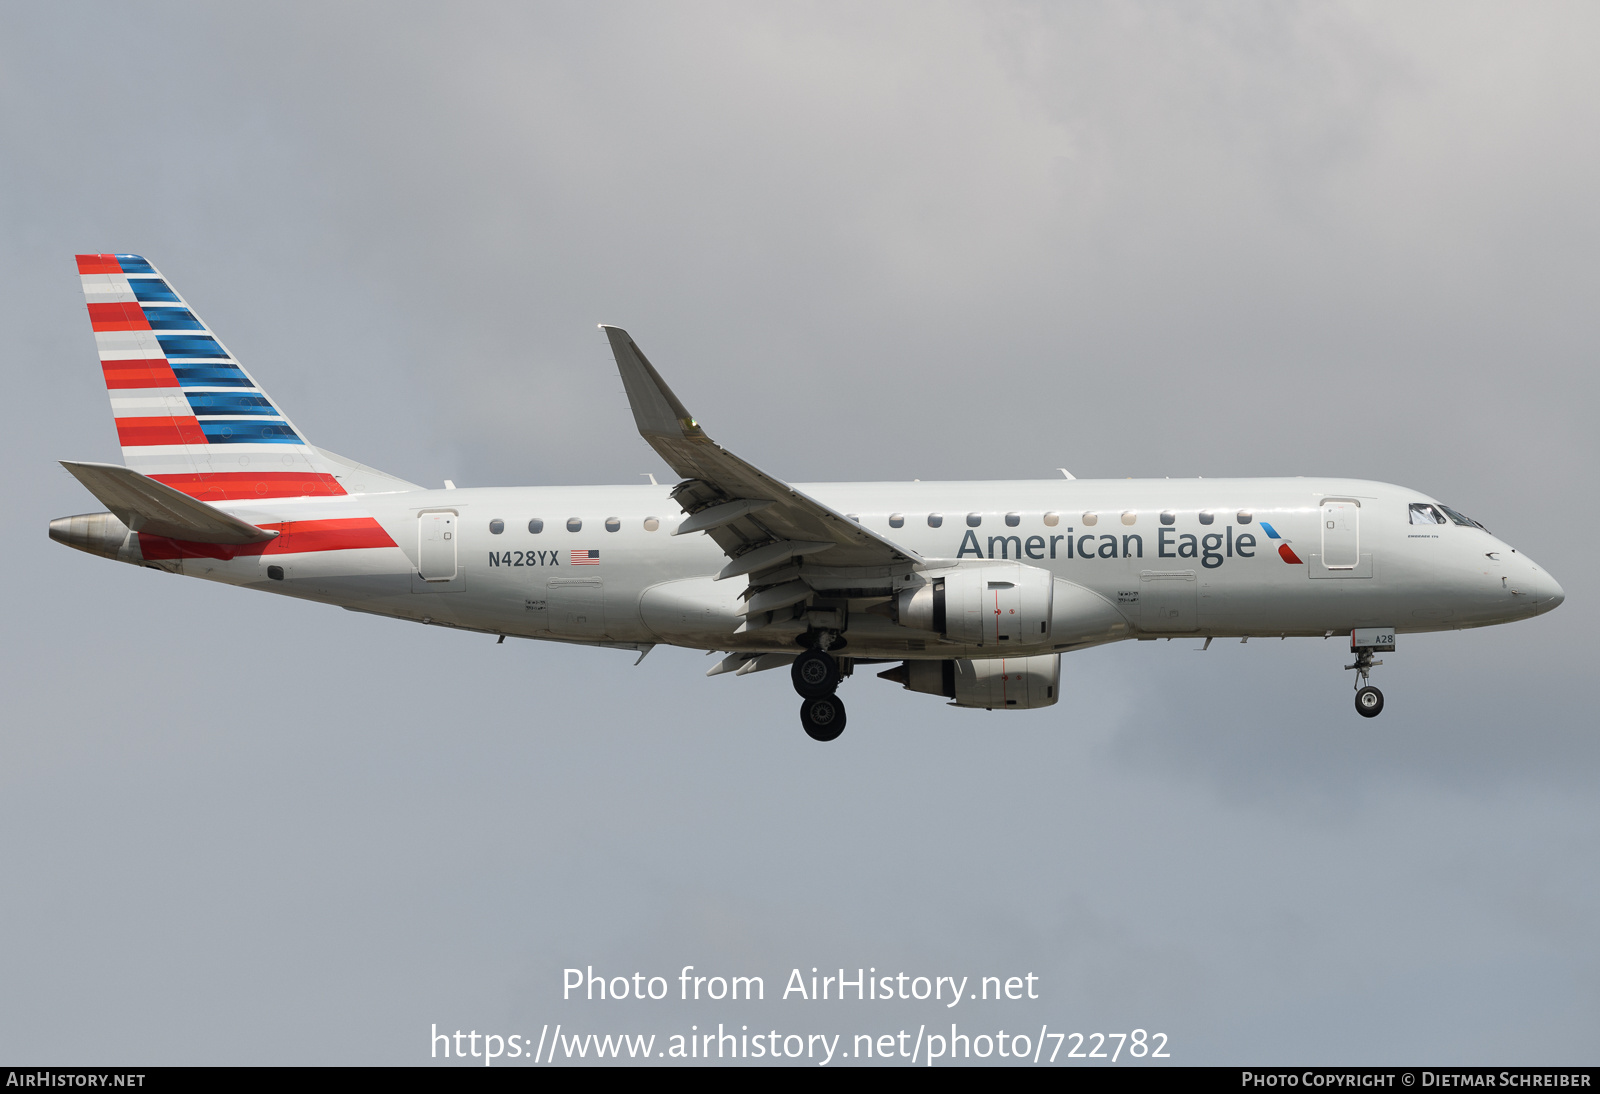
51 254 1566 741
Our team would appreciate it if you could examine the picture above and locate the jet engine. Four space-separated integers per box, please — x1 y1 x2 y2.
889 562 1052 649
881 564 1128 651
877 653 1060 709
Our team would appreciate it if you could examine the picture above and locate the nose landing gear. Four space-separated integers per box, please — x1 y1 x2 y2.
792 643 846 741
1345 628 1394 718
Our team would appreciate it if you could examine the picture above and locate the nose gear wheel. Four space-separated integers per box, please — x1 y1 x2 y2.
1345 647 1386 718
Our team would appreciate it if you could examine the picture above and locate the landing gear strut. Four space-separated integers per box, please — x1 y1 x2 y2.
1346 647 1385 719
792 647 845 741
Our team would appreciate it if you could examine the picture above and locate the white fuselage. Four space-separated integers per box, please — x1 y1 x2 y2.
119 476 1564 658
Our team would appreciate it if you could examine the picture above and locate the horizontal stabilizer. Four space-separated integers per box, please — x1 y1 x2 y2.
60 461 278 544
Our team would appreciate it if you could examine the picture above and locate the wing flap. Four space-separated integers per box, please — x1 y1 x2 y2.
717 540 836 581
673 497 773 536
739 578 813 616
61 461 278 544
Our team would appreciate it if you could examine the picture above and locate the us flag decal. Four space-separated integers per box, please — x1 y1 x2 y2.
570 549 600 565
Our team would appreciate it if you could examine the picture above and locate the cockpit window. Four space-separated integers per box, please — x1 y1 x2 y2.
1439 505 1487 531
1409 503 1446 525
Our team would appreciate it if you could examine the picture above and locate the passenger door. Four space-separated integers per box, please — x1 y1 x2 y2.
1321 500 1359 569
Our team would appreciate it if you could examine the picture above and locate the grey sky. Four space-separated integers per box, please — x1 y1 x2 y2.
2 2 1595 1064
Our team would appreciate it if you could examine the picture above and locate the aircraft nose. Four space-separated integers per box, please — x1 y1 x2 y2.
1538 570 1565 611
1514 556 1564 615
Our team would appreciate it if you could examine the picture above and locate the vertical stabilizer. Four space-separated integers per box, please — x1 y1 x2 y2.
76 254 346 501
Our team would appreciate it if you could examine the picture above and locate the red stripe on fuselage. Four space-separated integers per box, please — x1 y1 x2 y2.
138 517 396 561
150 472 347 501
87 302 150 331
76 254 122 275
115 416 207 447
102 358 179 388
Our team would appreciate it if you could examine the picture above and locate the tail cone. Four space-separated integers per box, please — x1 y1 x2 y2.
49 512 133 560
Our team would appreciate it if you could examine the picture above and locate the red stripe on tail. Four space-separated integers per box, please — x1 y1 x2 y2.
149 472 347 501
87 302 150 331
115 417 207 447
101 359 179 388
76 254 122 275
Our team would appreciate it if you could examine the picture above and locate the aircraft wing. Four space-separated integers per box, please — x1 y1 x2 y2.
61 461 278 544
601 326 923 578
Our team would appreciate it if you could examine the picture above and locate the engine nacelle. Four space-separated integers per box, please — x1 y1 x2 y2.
892 562 1054 649
887 565 1129 651
878 654 1060 710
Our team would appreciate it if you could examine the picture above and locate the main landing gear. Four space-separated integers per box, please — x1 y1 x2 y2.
800 694 846 742
793 647 846 741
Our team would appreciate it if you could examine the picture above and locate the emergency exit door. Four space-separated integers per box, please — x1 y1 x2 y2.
1321 500 1359 569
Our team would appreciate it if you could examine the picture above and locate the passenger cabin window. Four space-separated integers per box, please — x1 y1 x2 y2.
604 517 621 532
528 519 544 534
1004 512 1021 527
1237 510 1253 524
888 513 905 528
566 518 582 532
489 519 505 534
1409 503 1446 525
643 517 660 531
1439 505 1487 530
1198 511 1215 526
1160 511 1175 526
967 513 982 527
928 513 943 528
1082 512 1099 526
1121 511 1138 526
1043 512 1060 527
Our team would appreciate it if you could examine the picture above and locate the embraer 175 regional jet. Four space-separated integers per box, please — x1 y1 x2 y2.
52 255 1565 741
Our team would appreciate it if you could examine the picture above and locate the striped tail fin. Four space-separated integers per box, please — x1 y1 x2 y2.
76 253 346 502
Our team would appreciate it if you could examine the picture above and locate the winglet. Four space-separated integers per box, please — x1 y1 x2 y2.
600 325 706 447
